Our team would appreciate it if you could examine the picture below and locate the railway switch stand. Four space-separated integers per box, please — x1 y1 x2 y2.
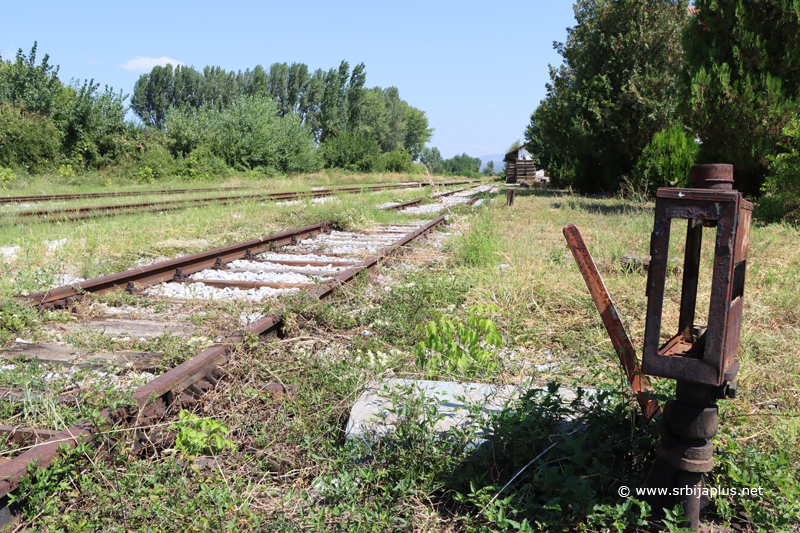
641 164 752 529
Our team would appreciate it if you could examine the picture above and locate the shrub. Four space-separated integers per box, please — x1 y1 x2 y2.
165 96 320 174
320 132 382 172
761 118 800 223
383 149 413 173
0 167 14 189
0 104 61 173
174 147 230 180
633 124 698 196
135 143 175 180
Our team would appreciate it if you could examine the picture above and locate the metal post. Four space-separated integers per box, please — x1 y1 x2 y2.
506 189 516 206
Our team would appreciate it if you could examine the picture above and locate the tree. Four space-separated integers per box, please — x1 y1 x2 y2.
439 153 482 176
420 146 442 170
483 160 495 176
526 0 688 192
131 64 180 128
0 42 63 116
680 1 800 197
404 106 433 160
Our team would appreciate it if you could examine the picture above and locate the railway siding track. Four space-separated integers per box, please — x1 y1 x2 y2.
1 180 477 223
0 180 475 206
0 215 448 525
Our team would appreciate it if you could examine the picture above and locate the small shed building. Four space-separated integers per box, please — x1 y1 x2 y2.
504 146 537 183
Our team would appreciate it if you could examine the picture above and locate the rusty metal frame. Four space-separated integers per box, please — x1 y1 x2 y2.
563 224 661 419
642 188 753 386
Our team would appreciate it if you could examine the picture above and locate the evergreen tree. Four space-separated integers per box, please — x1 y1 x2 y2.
680 0 800 196
526 0 688 192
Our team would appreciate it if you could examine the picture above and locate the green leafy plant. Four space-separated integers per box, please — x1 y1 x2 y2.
136 165 155 184
320 132 382 172
584 498 651 532
761 117 800 223
170 410 236 456
415 304 502 377
58 163 75 178
633 124 698 196
0 166 14 189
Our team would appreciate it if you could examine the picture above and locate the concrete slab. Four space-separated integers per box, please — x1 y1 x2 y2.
345 378 592 445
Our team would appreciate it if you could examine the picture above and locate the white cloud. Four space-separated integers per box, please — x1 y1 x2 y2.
120 56 185 72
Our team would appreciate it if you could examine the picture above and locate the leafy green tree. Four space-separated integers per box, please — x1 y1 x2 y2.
527 0 688 192
131 64 180 128
381 87 408 152
439 153 482 176
346 63 367 132
680 1 800 197
483 160 495 176
53 80 128 167
0 42 63 116
383 148 413 173
404 106 433 161
165 96 319 174
420 146 442 170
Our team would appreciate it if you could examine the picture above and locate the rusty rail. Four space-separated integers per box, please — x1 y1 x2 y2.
0 186 248 205
24 223 330 309
1 182 477 224
0 180 477 206
563 224 661 419
0 216 447 510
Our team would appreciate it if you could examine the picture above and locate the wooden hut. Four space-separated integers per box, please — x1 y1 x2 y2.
504 146 537 183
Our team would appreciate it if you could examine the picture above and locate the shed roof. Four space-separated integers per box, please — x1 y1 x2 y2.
504 147 532 161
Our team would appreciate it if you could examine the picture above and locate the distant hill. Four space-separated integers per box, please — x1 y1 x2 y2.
478 154 505 173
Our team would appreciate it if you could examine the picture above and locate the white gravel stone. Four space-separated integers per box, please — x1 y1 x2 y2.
228 259 344 273
256 252 360 263
0 245 20 260
190 268 314 284
145 282 298 301
311 196 338 204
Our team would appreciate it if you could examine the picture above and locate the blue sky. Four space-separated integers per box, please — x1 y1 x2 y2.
2 1 577 159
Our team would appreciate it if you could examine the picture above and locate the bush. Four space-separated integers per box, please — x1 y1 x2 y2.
0 104 61 173
174 147 231 180
382 149 413 173
633 124 698 196
0 167 14 189
135 143 175 181
320 132 382 172
165 96 320 174
761 118 800 223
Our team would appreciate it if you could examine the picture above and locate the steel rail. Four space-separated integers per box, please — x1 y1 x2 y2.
0 181 480 222
0 186 248 205
0 216 447 514
2 184 417 223
24 222 330 309
0 180 476 206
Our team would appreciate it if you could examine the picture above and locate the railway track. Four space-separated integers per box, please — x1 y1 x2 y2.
0 186 248 205
0 215 451 526
0 180 477 224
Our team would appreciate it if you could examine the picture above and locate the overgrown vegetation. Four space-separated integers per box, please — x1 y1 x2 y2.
0 45 437 181
2 188 797 531
524 0 800 218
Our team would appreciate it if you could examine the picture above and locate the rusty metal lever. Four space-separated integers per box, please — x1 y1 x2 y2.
563 224 661 419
